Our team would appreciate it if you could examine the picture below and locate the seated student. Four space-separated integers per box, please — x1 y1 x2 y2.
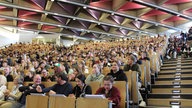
69 74 92 98
41 69 53 82
96 75 121 108
0 76 23 108
3 67 13 82
124 55 141 84
68 68 82 82
16 74 45 108
0 74 7 101
123 55 146 107
107 61 127 82
36 73 72 96
85 64 105 84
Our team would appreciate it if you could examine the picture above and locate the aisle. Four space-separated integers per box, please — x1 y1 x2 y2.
147 56 192 107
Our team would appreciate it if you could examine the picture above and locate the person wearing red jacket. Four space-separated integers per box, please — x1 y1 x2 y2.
95 75 121 108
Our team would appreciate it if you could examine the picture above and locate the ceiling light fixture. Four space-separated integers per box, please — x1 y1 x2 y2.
83 6 87 9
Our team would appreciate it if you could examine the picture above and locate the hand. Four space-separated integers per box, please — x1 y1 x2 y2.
49 90 56 95
68 94 75 98
36 85 42 92
29 86 33 90
4 90 10 96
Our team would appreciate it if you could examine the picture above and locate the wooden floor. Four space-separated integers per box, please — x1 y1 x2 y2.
147 56 192 107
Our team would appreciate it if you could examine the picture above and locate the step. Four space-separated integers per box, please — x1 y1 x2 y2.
148 94 192 99
155 80 192 85
163 60 192 64
152 88 192 94
158 74 192 78
152 84 192 88
161 65 192 70
162 62 192 67
159 69 192 74
148 98 192 107
156 77 192 81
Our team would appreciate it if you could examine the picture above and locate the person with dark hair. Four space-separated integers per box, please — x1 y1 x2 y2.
95 75 121 108
107 61 127 82
36 73 73 96
69 74 92 98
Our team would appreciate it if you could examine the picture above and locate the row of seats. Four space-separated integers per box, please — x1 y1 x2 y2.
6 71 139 108
26 95 111 108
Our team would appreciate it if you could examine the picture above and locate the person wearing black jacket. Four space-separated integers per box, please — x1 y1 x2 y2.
36 73 73 96
69 74 92 98
107 61 127 82
14 74 45 108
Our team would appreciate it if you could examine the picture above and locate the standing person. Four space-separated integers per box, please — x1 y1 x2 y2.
69 74 92 98
96 75 121 108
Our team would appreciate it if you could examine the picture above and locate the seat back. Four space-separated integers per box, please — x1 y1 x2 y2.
125 71 139 104
42 82 57 88
143 60 151 85
7 82 14 91
26 95 48 108
76 98 110 108
70 81 77 88
89 81 101 94
102 67 110 75
49 96 75 108
139 64 147 88
113 81 128 108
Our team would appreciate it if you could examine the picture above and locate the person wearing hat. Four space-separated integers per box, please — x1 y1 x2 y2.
36 73 73 96
69 74 92 98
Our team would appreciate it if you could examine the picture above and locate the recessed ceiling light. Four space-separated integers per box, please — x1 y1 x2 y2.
83 6 87 9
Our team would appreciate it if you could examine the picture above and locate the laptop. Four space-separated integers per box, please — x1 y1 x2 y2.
84 94 106 99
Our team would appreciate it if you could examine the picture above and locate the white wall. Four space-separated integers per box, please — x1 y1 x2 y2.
18 30 38 43
0 28 19 47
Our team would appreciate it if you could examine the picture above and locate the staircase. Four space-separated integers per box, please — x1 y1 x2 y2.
147 56 192 107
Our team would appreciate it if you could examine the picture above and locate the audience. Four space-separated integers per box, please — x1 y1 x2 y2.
0 36 169 107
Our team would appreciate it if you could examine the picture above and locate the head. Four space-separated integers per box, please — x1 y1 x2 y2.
75 74 86 87
73 68 81 76
92 64 101 74
103 75 114 91
111 61 120 73
127 55 136 65
14 75 24 85
4 67 10 75
41 69 48 77
33 74 41 85
55 73 68 84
